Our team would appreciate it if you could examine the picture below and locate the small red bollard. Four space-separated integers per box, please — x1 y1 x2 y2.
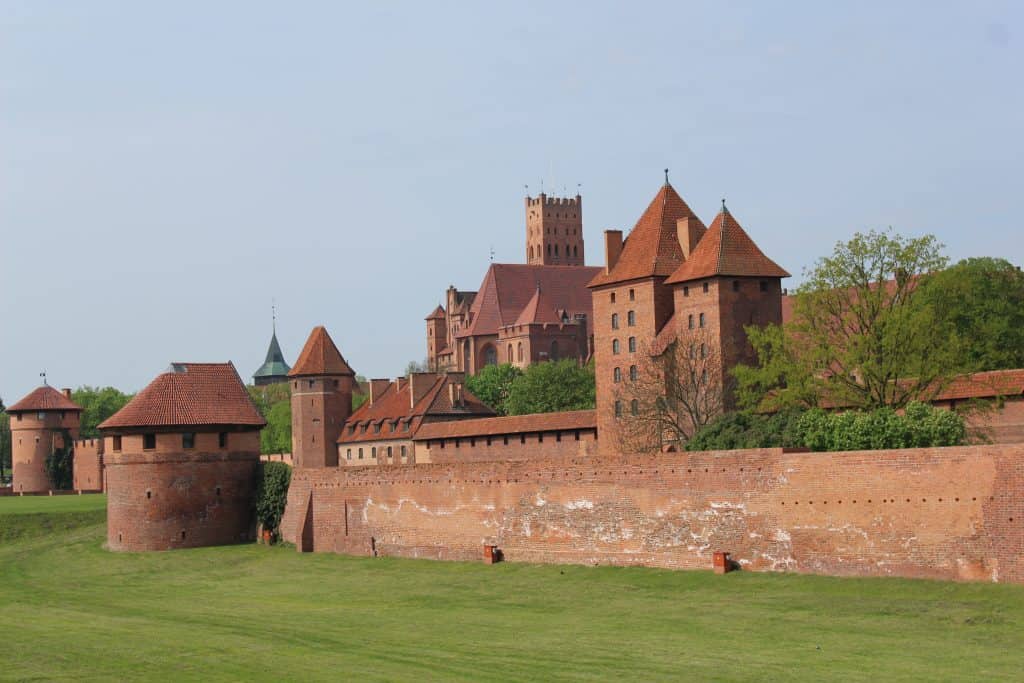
713 551 733 574
483 544 499 564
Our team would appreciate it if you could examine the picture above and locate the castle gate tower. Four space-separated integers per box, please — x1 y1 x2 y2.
289 326 356 469
7 384 81 493
526 192 585 266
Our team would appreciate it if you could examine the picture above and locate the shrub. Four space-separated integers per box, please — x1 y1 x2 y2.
254 461 291 533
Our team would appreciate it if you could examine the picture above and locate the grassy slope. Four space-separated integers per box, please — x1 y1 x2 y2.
0 494 106 542
0 501 1022 682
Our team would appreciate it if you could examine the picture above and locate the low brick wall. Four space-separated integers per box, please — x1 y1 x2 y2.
281 444 1024 583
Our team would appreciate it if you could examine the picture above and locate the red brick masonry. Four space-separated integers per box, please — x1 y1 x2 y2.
281 444 1024 583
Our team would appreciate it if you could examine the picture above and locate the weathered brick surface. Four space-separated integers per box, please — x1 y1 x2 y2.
10 411 79 493
73 438 104 492
281 444 1024 583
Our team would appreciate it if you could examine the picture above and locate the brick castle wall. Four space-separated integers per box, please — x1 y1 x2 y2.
10 411 80 493
281 443 1024 583
73 438 104 492
418 429 597 463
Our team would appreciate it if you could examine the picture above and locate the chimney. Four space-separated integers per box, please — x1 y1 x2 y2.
448 382 464 409
395 376 408 392
603 230 623 274
368 379 391 405
677 217 703 260
408 372 439 409
62 388 72 399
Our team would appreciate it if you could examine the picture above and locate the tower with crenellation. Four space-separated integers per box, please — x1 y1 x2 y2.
525 192 585 266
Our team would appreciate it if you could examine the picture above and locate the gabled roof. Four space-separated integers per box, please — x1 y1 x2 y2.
589 182 705 287
338 373 494 444
414 409 596 441
425 305 446 321
7 385 82 413
253 331 291 380
458 264 600 338
289 326 355 377
666 206 789 283
99 362 265 430
513 286 564 326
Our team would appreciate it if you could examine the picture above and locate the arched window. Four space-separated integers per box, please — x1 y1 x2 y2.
627 311 636 326
629 365 638 381
547 244 551 256
700 344 706 359
699 312 706 328
528 245 533 260
612 339 620 354
508 344 514 362
628 337 636 353
573 245 578 257
613 367 622 383
484 346 497 366
630 399 639 416
554 244 559 257
517 342 523 362
551 340 559 360
611 313 619 329
614 400 622 417
688 314 694 329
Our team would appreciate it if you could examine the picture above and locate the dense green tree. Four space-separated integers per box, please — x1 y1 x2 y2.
465 363 523 415
685 409 807 451
917 257 1024 372
72 386 133 438
254 461 292 536
0 399 10 483
504 360 595 416
736 229 960 411
248 384 292 454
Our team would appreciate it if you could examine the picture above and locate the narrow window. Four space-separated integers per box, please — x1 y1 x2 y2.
113 435 122 452
612 339 620 354
218 432 228 449
630 365 638 381
613 367 622 383
683 286 689 297
538 433 544 443
520 434 526 444
629 289 635 301
627 311 636 326
614 400 622 417
517 343 523 362
699 313 706 328
688 314 694 329
215 486 221 496
371 447 377 459
701 369 708 384
182 433 195 449
556 431 562 442
574 430 580 441
455 439 460 448
143 434 156 450
628 337 636 353
308 379 314 388
503 435 509 445
760 280 768 292
700 344 707 359
401 445 407 458
358 448 364 459
703 282 709 294
610 292 616 304
630 399 639 416
508 344 514 362
387 446 393 459
611 313 619 329
347 448 352 460
733 280 740 292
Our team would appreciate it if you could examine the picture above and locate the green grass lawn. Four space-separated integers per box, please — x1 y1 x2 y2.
1 499 1022 681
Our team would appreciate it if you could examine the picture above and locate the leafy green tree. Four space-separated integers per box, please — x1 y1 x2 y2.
0 399 10 484
72 386 133 438
737 229 960 411
248 384 292 454
917 257 1024 372
504 360 595 416
44 428 74 490
685 409 806 451
465 363 523 415
254 461 292 536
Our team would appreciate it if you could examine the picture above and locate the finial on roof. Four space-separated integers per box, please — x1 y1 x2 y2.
489 245 495 262
664 168 670 186
271 299 277 334
721 198 729 215
40 370 47 386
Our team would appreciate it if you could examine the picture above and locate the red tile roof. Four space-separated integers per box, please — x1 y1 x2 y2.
425 305 446 321
338 373 494 444
414 409 596 440
666 206 789 283
513 285 564 326
7 386 82 413
98 362 265 429
458 264 600 338
289 326 355 377
934 369 1024 401
590 183 705 287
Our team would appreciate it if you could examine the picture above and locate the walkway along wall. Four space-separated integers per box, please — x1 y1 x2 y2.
281 443 1024 583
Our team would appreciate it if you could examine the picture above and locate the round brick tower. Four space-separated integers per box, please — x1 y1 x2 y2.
6 385 81 493
99 362 266 551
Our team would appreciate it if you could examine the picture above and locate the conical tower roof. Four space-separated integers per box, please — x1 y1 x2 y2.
253 330 291 381
665 204 789 283
7 385 82 413
289 326 355 377
589 180 705 287
513 285 564 326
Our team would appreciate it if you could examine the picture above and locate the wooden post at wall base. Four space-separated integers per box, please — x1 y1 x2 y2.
483 544 500 564
713 551 733 574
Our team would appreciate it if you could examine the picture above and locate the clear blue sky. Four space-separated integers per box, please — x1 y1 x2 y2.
1 1 1021 402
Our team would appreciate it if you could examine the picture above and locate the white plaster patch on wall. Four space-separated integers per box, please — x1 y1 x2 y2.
564 499 594 511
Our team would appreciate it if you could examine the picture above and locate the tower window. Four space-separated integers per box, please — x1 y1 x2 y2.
610 292 616 304
683 286 689 297
612 339 620 354
700 344 707 359
703 282 709 294
627 311 636 326
611 313 619 329
688 314 694 329
630 399 639 416
629 289 635 301
614 401 622 418
630 365 638 381
143 434 156 450
218 432 228 449
112 436 122 452
613 367 622 383
760 280 768 292
182 433 195 449
699 313 706 328
628 337 636 353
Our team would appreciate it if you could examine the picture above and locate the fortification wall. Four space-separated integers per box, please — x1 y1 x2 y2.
281 444 1024 583
106 451 259 551
418 430 596 464
73 439 104 492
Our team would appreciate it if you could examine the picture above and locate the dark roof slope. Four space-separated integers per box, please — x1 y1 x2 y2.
289 326 355 377
253 331 291 380
590 182 705 287
666 206 789 283
7 385 82 413
99 362 265 429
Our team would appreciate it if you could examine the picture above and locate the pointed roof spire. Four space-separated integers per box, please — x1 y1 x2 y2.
254 306 291 382
289 326 355 377
514 283 563 326
665 205 790 283
664 168 670 186
589 179 706 287
425 305 446 321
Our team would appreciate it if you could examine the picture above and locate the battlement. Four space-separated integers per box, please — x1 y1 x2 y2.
525 193 582 208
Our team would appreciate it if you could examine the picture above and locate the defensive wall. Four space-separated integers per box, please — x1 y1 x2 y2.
281 443 1024 584
72 438 105 492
